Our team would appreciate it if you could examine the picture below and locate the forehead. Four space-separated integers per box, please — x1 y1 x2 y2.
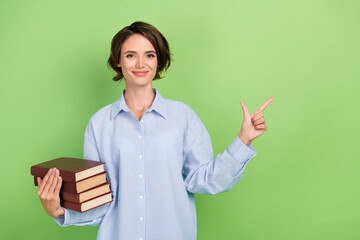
121 34 155 52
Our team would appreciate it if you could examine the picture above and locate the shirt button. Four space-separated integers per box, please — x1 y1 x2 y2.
139 135 142 139
139 154 143 159
138 174 143 178
139 195 144 199
140 119 144 123
139 217 144 222
139 238 143 240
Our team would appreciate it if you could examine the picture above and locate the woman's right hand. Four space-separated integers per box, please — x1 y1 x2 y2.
37 168 65 218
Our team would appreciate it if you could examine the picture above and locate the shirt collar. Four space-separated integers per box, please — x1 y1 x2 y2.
110 87 167 120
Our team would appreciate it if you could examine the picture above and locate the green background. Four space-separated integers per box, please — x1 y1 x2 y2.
1 0 359 239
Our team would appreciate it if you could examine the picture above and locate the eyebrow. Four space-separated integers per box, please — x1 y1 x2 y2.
123 50 156 55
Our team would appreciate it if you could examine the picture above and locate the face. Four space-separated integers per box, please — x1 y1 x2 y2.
116 34 158 88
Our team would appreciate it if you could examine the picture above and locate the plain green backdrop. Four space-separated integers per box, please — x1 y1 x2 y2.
1 0 359 239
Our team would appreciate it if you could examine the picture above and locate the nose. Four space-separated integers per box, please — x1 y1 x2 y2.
135 56 145 69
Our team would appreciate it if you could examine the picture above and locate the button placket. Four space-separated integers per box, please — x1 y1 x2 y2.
137 116 146 239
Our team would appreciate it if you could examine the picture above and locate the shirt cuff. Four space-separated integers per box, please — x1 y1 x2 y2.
227 136 257 161
53 208 81 226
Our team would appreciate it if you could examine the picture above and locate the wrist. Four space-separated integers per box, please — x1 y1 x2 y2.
50 207 65 218
238 132 252 147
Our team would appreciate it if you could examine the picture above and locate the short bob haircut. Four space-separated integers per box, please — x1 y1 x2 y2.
107 21 173 82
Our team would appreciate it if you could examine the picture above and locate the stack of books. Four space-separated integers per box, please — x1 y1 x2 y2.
31 157 113 213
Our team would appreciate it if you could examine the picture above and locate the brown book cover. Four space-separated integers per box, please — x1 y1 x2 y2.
62 191 113 213
31 157 105 182
34 171 108 193
61 182 111 203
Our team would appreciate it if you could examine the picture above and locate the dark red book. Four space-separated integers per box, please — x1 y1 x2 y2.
62 191 113 213
61 182 111 203
31 157 105 182
34 171 108 193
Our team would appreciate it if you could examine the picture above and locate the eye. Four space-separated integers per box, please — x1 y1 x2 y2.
147 54 156 58
125 54 134 58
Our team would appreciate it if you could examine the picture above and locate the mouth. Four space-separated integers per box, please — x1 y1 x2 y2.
132 71 149 77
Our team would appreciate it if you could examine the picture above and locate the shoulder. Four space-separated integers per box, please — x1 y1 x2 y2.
165 99 202 127
86 103 113 126
166 99 199 116
166 99 191 111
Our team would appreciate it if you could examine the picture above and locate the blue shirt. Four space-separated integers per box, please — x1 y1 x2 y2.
54 87 257 240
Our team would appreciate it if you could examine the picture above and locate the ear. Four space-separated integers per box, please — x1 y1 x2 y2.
116 63 121 68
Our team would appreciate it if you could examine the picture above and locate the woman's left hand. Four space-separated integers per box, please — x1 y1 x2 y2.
238 97 275 146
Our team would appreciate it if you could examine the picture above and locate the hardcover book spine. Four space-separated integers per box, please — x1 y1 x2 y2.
61 192 81 203
62 201 83 212
62 192 113 213
61 183 111 203
62 200 114 213
31 166 77 182
34 176 78 193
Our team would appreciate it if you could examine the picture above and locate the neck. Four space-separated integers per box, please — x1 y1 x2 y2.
123 84 155 111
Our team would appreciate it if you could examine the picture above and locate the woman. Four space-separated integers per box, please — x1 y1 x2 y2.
37 21 274 240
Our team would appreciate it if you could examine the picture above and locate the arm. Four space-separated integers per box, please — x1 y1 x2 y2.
53 118 110 226
182 108 257 195
183 97 274 194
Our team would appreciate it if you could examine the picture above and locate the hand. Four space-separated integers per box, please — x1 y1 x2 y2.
37 168 65 218
238 97 275 146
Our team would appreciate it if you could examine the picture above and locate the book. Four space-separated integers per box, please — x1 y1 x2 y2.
31 157 105 182
62 191 113 213
61 182 111 203
32 157 113 212
34 171 108 193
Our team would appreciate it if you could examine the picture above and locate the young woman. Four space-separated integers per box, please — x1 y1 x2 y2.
36 21 274 240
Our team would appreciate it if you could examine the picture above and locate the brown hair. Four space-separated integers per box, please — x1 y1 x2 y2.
107 21 173 82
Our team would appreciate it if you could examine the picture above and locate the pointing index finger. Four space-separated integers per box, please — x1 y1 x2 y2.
258 97 275 112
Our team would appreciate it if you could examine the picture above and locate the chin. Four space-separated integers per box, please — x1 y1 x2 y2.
126 79 153 87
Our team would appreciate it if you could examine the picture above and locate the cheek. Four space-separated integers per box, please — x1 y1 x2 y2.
122 61 136 71
150 59 158 69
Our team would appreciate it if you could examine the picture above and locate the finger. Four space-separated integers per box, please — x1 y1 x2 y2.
38 168 53 194
258 97 275 112
37 177 42 186
251 110 260 119
251 112 264 123
253 118 265 126
37 177 43 196
49 169 60 194
54 175 62 195
42 169 55 196
255 124 267 130
240 102 251 120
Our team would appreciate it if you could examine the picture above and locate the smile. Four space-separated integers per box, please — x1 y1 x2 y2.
132 71 149 77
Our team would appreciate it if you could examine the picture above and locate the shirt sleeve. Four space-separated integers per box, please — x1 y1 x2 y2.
182 107 257 195
53 118 110 226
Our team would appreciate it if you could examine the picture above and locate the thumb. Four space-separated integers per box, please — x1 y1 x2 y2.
240 102 250 120
54 176 62 194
